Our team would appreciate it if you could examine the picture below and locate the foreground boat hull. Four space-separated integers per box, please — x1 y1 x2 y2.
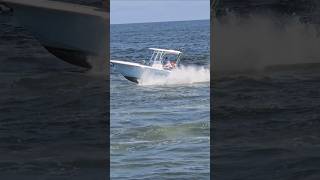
4 0 108 68
111 60 170 83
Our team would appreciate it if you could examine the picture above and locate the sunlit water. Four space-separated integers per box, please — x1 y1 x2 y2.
110 20 210 179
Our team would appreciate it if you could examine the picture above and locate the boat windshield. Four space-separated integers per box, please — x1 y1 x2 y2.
163 54 177 61
162 54 178 64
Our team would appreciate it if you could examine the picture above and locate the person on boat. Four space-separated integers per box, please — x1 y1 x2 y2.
170 61 176 68
163 57 173 69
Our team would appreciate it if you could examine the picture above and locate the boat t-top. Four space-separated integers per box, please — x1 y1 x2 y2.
111 48 183 83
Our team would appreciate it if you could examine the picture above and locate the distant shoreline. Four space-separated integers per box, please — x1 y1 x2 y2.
111 19 209 25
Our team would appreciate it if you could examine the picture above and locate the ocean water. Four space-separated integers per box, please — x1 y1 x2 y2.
213 69 320 180
110 20 210 179
213 1 320 179
0 10 108 179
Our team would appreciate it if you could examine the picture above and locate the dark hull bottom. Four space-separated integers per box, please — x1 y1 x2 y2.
124 76 139 83
44 46 92 68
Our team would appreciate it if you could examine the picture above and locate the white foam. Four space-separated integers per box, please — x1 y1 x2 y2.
138 65 210 86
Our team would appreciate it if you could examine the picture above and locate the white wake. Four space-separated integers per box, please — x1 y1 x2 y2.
138 65 210 86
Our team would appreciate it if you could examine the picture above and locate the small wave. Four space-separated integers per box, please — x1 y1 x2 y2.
138 65 210 86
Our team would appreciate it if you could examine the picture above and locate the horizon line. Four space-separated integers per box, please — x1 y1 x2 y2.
110 18 210 25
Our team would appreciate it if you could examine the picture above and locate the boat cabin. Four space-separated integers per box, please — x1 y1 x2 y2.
147 48 182 69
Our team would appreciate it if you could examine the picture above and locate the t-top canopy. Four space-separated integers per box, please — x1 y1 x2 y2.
149 48 182 55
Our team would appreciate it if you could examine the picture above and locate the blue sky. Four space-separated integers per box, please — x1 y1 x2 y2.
111 0 210 24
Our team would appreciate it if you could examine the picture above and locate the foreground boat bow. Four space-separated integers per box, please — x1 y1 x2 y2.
3 0 108 68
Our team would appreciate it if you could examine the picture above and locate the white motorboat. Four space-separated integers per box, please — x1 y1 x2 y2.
111 48 183 83
2 0 108 68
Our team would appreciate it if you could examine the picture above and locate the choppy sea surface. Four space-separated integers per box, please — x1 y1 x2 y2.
0 10 107 180
110 20 210 179
213 69 320 180
213 1 320 179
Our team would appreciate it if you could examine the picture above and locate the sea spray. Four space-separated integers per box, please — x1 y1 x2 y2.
213 12 320 73
138 65 210 86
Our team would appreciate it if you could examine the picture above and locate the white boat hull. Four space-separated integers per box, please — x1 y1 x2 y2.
3 0 108 68
111 60 170 83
